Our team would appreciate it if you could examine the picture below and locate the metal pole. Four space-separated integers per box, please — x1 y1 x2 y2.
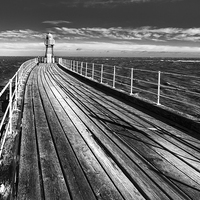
101 64 103 83
157 71 161 105
92 63 94 79
77 61 78 73
86 62 88 77
15 73 18 109
20 65 23 85
130 68 133 95
81 62 83 75
113 66 116 88
9 79 12 134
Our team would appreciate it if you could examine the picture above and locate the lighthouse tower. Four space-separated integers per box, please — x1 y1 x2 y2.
44 33 55 63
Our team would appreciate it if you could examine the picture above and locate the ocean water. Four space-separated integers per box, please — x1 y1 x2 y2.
1 56 200 118
65 57 200 76
0 57 32 119
1 56 200 86
0 57 33 87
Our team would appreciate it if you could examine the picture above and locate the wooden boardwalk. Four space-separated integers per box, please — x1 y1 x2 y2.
17 63 200 200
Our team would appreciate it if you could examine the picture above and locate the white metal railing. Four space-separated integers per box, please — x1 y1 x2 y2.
58 58 200 118
0 58 37 158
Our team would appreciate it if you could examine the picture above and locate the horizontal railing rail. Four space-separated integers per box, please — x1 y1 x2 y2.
0 58 37 158
58 58 200 119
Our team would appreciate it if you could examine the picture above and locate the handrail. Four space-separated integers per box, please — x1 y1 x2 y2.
58 58 200 119
0 58 37 158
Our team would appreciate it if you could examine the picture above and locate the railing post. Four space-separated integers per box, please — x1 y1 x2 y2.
92 63 94 79
59 58 61 65
157 71 161 105
77 61 78 73
81 62 83 75
9 79 12 134
15 73 18 109
113 66 116 88
130 68 133 95
85 62 88 77
20 65 23 86
101 64 103 83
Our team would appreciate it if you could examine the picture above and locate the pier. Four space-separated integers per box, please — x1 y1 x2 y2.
0 60 198 199
0 35 200 199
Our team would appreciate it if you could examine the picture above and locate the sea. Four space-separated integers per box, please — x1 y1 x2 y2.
0 57 33 88
0 56 200 119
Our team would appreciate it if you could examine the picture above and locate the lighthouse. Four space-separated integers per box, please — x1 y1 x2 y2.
44 33 55 63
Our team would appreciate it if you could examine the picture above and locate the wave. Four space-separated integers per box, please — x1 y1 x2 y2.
161 59 200 63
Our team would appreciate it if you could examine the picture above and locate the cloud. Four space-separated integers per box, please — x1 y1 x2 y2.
0 29 44 41
42 20 72 25
0 26 200 56
51 26 200 43
1 26 200 44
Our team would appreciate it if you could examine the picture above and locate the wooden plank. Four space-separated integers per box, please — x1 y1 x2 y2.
46 67 171 200
17 69 42 200
44 65 146 200
38 65 97 200
50 66 192 200
57 68 200 188
83 78 200 149
74 83 200 198
61 82 198 199
50 64 200 199
92 97 200 184
31 66 70 200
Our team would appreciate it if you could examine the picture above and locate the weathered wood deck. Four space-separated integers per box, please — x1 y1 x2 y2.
17 63 200 200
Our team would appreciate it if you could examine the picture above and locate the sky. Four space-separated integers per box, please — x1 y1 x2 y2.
0 0 200 57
